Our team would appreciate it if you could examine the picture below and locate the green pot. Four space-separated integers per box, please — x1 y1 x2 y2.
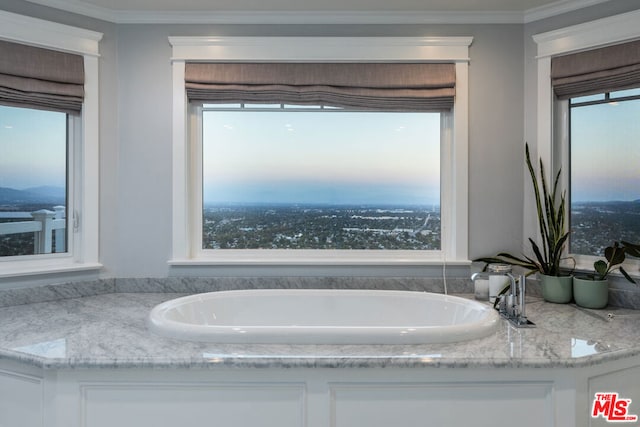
573 277 608 309
540 274 573 304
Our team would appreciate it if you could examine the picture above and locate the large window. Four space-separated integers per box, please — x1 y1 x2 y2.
0 105 69 257
569 89 640 256
171 36 471 267
200 104 441 251
534 9 640 276
0 11 102 279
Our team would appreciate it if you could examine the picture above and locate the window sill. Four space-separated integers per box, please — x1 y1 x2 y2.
0 259 103 280
169 250 471 267
167 255 473 278
563 254 640 280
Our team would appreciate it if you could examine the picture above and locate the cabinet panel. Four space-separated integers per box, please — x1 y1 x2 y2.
0 370 43 427
81 382 305 427
330 382 553 427
589 365 640 427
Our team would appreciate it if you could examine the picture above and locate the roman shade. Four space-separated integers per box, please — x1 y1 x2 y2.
185 63 455 111
0 39 85 113
551 39 640 99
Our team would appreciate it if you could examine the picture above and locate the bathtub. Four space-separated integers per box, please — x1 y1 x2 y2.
147 289 500 345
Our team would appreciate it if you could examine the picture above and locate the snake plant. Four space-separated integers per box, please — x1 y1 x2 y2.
476 143 571 276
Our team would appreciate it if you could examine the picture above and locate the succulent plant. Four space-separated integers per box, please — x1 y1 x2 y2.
589 241 640 283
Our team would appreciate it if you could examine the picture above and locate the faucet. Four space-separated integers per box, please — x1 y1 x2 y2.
471 263 535 328
497 273 535 328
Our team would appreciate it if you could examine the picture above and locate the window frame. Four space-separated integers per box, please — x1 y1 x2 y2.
556 90 640 260
196 103 445 254
170 36 472 268
0 11 103 279
533 9 640 276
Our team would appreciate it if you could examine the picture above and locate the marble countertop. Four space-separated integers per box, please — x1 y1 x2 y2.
1 292 640 370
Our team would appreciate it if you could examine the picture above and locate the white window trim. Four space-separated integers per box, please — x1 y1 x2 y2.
0 11 103 278
169 36 472 267
533 9 640 275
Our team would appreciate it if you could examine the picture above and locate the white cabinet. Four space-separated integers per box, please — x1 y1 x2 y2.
80 383 305 427
330 382 553 427
1 357 639 427
588 365 640 427
0 368 43 427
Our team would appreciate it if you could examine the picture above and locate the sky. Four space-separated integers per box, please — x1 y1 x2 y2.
0 105 67 190
203 109 441 206
1 96 637 205
570 96 640 203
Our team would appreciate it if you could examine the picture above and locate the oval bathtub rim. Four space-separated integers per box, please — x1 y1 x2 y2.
147 289 501 345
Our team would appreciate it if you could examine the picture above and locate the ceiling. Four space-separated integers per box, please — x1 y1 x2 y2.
22 0 612 23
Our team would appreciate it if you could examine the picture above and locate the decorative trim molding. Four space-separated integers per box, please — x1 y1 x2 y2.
533 8 640 58
169 36 473 63
20 0 616 25
110 10 523 25
523 0 611 24
0 10 102 56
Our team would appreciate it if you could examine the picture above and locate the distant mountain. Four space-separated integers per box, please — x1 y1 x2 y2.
0 187 28 202
0 186 65 205
23 186 66 199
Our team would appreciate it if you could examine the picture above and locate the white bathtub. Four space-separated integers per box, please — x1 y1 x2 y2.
147 289 500 345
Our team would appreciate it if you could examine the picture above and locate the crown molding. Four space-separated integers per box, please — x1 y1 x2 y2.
523 0 611 23
19 0 617 25
17 1 522 24
116 10 523 25
21 0 119 22
533 8 640 57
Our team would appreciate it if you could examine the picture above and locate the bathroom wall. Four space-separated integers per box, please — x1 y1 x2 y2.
113 22 526 278
0 0 638 285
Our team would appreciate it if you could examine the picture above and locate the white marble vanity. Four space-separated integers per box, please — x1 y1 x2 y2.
1 288 639 427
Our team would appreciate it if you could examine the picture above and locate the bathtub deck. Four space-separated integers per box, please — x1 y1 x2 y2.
0 292 639 369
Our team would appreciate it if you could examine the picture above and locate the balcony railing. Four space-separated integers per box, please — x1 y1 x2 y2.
0 206 66 254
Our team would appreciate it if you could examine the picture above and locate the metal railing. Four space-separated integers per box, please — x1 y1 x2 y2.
0 206 66 254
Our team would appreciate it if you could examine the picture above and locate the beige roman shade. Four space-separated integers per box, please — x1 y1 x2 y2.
185 63 455 111
0 39 85 113
551 39 640 99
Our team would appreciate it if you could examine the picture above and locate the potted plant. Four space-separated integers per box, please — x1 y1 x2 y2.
573 241 639 309
476 143 573 303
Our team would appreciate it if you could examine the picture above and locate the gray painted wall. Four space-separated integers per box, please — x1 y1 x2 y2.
112 22 526 278
1 0 638 282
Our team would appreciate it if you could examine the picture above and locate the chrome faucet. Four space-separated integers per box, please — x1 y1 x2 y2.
497 273 535 328
471 263 535 328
